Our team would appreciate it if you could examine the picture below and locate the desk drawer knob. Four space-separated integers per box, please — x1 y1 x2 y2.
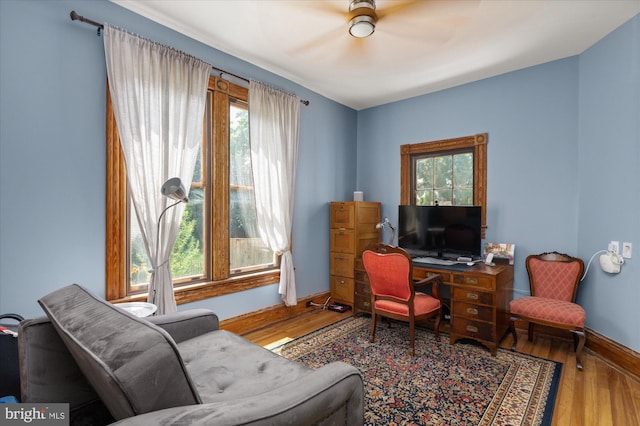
340 279 345 284
466 325 478 333
466 307 478 316
466 292 479 300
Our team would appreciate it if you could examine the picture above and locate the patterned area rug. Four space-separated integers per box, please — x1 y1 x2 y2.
274 316 561 426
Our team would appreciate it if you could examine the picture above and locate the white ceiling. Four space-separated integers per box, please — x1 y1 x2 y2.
111 0 640 110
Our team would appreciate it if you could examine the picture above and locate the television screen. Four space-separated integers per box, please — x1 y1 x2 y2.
398 205 482 259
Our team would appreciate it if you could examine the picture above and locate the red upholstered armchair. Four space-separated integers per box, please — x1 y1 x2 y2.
362 243 443 356
509 252 586 370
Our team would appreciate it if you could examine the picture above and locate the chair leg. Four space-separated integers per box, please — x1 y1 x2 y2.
370 312 377 343
433 311 441 339
527 322 534 342
573 329 585 371
409 319 415 356
509 318 518 351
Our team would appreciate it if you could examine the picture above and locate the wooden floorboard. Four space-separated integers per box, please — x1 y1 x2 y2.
240 310 640 426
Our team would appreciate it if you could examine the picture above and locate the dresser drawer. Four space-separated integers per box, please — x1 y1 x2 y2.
330 276 354 303
354 269 370 284
330 228 355 253
354 294 372 313
452 317 494 342
330 253 355 278
453 301 494 322
451 273 494 290
452 287 494 306
330 203 355 229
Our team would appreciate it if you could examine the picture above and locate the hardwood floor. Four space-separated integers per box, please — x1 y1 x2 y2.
241 309 640 426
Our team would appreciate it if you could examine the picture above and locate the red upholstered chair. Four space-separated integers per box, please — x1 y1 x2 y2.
509 252 586 369
362 243 443 356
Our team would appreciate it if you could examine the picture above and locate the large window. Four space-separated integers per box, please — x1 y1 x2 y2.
106 76 278 304
400 134 487 237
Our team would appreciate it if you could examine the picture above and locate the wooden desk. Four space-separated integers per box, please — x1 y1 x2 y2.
354 260 514 356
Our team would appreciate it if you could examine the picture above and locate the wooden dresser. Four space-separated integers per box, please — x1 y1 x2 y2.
413 263 513 355
329 201 380 307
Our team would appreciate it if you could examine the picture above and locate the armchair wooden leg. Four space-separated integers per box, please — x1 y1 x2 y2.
509 318 518 351
527 322 534 342
370 313 377 343
433 311 441 339
573 329 585 371
409 319 415 356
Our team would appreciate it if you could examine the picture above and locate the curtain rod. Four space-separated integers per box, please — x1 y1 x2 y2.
69 11 310 106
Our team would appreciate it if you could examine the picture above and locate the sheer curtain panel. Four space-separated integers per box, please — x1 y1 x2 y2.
249 81 301 306
103 25 210 314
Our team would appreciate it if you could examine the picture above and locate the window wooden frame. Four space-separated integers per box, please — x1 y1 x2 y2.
105 76 279 304
400 133 487 238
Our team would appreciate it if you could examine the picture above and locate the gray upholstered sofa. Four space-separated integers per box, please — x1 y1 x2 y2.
19 284 364 425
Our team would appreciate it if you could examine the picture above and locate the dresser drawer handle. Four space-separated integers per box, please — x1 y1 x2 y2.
466 292 479 300
339 206 345 212
466 325 478 333
340 279 345 284
363 301 371 307
466 307 478 316
465 277 478 285
338 228 346 233
337 255 345 260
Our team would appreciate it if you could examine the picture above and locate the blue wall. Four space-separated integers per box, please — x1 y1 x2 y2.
577 15 639 351
357 15 639 352
1 1 638 352
0 0 356 320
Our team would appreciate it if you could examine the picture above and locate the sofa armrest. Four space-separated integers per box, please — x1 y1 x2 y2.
145 309 219 343
110 361 364 425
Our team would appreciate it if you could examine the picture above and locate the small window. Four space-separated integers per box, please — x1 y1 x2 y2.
401 134 487 237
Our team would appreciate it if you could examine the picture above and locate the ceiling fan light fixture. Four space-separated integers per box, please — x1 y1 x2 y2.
349 15 375 38
348 0 377 38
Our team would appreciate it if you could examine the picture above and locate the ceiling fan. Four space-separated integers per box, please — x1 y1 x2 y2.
285 0 474 62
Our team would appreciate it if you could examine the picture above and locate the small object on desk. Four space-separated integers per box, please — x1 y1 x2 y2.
467 262 475 266
115 302 157 318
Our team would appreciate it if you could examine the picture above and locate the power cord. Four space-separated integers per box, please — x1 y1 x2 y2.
581 249 607 281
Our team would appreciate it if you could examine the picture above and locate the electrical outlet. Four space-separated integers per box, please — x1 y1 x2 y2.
609 241 620 254
622 242 632 259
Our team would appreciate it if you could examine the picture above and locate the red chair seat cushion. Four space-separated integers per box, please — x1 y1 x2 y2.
375 293 440 316
510 296 585 328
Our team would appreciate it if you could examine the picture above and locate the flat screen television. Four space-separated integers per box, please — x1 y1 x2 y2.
398 205 482 259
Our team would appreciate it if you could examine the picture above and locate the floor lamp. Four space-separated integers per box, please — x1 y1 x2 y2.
151 177 189 306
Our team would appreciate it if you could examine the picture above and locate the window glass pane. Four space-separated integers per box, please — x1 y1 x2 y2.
434 156 452 188
453 153 472 187
434 189 453 205
130 215 150 291
454 188 473 205
229 101 274 271
415 190 433 206
170 187 205 280
415 157 433 190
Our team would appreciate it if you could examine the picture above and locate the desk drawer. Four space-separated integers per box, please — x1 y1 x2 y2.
414 268 451 283
452 287 494 306
452 318 494 342
451 273 494 290
354 294 372 313
453 301 493 322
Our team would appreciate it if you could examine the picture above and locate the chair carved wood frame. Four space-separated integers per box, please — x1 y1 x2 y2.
362 243 443 356
509 251 586 370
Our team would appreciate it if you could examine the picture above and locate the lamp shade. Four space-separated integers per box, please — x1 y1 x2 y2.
161 177 189 203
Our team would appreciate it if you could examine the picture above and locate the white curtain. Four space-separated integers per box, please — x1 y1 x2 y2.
249 81 301 306
103 25 210 314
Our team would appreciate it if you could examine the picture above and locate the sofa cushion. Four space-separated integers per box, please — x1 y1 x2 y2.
178 329 311 403
38 284 200 420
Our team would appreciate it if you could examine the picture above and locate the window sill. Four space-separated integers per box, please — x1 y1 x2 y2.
108 270 280 305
